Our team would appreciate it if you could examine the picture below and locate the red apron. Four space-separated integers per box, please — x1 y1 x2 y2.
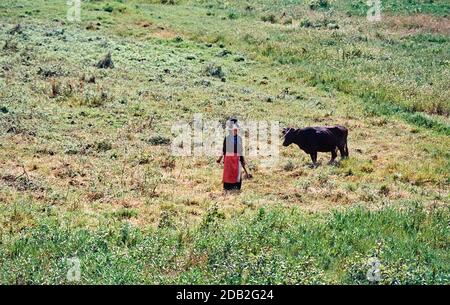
223 154 240 183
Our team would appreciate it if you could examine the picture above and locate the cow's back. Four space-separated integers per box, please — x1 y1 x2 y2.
327 125 348 139
296 126 346 152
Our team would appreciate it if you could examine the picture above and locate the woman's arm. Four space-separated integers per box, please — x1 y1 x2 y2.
217 137 226 163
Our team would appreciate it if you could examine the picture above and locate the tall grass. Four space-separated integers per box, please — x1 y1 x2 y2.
1 203 448 284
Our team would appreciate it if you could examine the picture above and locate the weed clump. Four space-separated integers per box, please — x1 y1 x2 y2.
3 39 18 52
327 23 339 30
299 17 339 29
158 210 175 229
95 140 112 152
300 18 314 28
148 135 171 146
282 17 293 25
2 174 43 192
200 204 225 230
83 89 110 107
86 22 101 31
96 52 114 69
49 79 61 98
160 0 176 4
261 14 277 24
379 184 390 196
283 160 295 171
8 24 22 35
81 74 96 84
114 208 138 220
137 166 165 197
217 49 232 57
38 66 62 78
264 96 275 103
203 63 224 78
309 0 330 10
228 11 238 20
103 4 114 13
245 5 255 12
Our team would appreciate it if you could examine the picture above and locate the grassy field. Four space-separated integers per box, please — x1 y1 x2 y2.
0 0 449 284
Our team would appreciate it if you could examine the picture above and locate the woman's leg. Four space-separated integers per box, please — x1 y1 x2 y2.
237 180 242 190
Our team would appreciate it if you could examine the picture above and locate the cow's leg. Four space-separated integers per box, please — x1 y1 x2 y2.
338 144 346 159
309 151 318 168
329 148 337 165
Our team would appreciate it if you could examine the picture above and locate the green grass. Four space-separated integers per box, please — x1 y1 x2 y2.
338 0 450 16
1 203 448 284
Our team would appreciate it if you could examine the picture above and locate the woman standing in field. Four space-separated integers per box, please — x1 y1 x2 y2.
216 118 248 192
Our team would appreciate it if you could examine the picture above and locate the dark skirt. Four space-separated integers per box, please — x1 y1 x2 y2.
223 181 242 190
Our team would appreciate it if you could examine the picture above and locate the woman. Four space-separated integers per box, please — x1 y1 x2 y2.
217 118 247 192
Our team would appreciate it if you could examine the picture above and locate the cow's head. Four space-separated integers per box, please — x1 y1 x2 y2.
282 127 295 147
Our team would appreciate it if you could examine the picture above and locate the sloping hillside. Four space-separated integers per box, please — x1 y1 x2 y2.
0 0 448 284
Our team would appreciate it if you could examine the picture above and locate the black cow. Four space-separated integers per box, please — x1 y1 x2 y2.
282 126 349 167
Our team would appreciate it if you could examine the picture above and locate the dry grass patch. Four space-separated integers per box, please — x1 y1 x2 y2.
385 14 450 35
